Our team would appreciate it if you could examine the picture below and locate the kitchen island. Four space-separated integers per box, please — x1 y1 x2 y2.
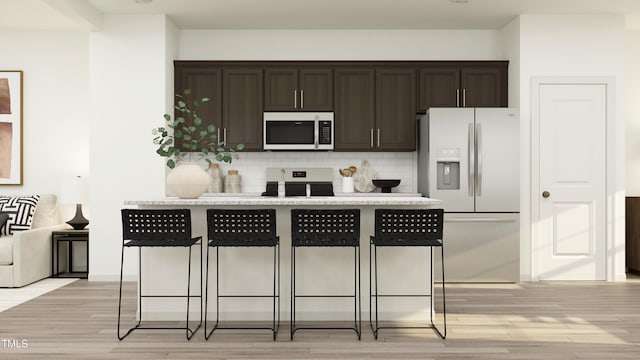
124 195 442 322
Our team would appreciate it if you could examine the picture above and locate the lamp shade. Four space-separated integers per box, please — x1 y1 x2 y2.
60 175 89 205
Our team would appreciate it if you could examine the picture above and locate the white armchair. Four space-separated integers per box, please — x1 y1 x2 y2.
0 194 66 287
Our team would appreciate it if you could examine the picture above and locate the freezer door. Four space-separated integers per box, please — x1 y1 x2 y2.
474 108 520 212
434 213 520 282
428 108 475 212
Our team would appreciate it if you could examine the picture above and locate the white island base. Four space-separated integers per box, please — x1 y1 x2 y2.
124 195 442 322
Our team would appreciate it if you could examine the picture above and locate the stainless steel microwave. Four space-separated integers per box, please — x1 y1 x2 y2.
263 112 334 150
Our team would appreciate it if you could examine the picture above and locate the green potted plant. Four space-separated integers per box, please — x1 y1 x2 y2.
152 89 244 198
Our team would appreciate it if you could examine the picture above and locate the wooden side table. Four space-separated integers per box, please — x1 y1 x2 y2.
52 229 89 278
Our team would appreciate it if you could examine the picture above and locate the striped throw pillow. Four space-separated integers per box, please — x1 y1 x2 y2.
0 195 40 236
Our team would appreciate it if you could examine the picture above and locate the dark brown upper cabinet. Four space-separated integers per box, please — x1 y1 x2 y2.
461 66 507 108
173 65 222 151
418 62 508 111
264 67 333 111
375 68 417 151
334 68 376 151
222 67 264 151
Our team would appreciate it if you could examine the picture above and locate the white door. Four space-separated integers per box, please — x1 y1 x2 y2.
536 84 606 280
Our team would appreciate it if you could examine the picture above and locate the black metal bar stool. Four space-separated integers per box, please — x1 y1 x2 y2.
369 208 446 339
290 209 361 340
205 209 280 340
117 209 202 340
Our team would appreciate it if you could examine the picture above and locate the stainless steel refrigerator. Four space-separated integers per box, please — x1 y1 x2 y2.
418 108 520 282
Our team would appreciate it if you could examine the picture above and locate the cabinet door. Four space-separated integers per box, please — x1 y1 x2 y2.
461 66 507 107
299 68 333 111
174 66 222 150
264 68 298 111
334 68 375 151
418 67 460 111
223 68 263 151
375 68 417 151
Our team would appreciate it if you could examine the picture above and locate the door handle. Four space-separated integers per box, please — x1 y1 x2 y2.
294 90 297 109
542 191 550 198
300 90 304 109
468 123 474 196
476 122 482 196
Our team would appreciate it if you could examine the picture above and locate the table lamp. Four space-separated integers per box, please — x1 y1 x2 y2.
61 175 89 230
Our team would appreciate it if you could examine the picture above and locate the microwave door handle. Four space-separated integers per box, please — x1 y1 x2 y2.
314 121 319 148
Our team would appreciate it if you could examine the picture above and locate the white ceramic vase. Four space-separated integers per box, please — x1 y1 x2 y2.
166 162 209 199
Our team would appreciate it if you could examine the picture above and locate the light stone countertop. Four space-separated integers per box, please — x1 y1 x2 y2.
124 194 441 206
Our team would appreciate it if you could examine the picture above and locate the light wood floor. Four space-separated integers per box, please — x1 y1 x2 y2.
1 279 640 359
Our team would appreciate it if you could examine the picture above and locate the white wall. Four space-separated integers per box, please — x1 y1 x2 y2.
0 30 89 220
179 30 502 60
518 15 626 280
626 16 640 195
89 14 178 280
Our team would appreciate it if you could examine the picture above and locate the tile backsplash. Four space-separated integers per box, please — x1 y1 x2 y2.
211 151 418 194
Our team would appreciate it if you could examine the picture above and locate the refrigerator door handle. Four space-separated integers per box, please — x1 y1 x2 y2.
446 217 517 223
468 123 474 196
476 122 483 196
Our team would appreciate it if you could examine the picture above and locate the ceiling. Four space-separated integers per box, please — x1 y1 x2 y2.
2 0 640 31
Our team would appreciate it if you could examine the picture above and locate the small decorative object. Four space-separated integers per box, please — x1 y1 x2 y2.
166 162 210 199
372 179 401 193
207 163 223 193
353 160 378 192
152 89 244 198
224 170 241 193
60 176 89 230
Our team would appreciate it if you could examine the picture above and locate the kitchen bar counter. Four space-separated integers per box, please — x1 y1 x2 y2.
125 195 441 207
124 195 442 322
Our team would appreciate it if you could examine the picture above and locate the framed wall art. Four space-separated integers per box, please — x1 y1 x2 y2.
0 70 23 185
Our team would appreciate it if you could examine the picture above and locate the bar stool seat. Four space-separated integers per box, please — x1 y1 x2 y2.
290 209 361 340
205 209 280 341
369 208 446 339
117 209 202 340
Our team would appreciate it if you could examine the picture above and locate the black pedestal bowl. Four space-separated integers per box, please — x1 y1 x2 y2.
372 179 401 193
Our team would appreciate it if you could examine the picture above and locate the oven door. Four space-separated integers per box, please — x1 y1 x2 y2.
264 120 316 150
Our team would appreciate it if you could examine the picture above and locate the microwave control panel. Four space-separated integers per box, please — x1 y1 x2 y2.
319 121 332 145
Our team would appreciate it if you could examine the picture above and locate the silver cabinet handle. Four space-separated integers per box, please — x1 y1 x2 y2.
223 128 227 145
370 128 374 148
377 129 381 147
476 122 482 196
468 123 474 196
300 90 304 109
217 128 221 145
463 89 466 107
456 89 460 107
294 90 297 109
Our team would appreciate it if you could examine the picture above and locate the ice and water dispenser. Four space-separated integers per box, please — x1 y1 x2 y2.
435 148 460 190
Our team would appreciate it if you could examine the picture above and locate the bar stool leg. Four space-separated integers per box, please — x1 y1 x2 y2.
204 244 211 339
290 245 295 340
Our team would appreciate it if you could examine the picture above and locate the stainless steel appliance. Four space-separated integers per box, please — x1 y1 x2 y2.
263 112 334 150
261 167 334 196
418 108 520 282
